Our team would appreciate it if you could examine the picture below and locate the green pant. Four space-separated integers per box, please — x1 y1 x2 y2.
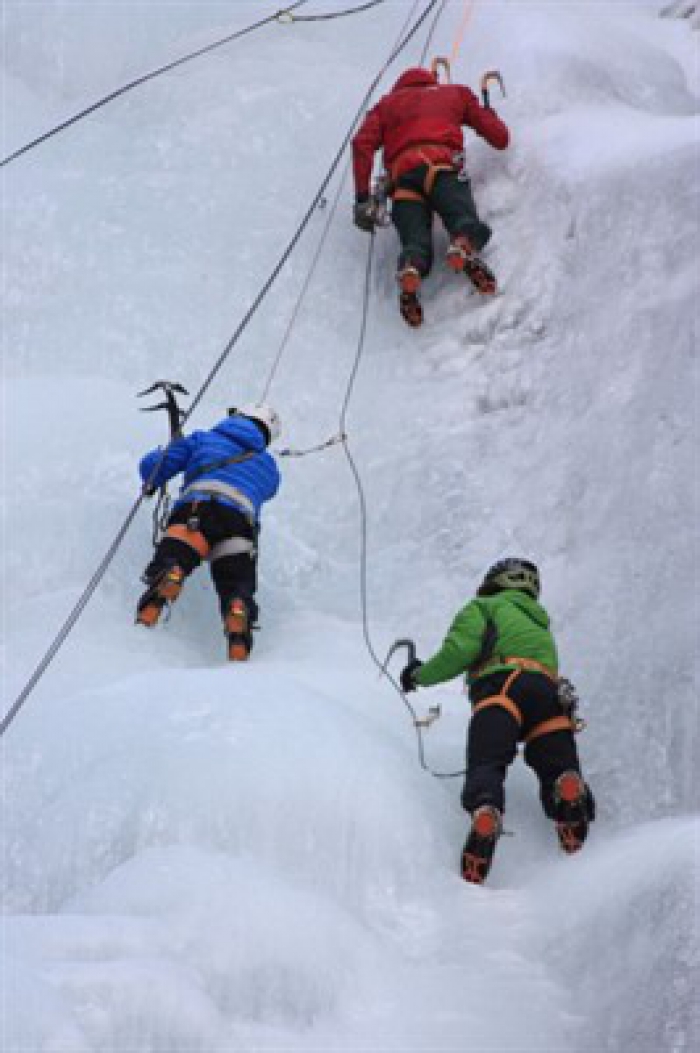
392 164 492 277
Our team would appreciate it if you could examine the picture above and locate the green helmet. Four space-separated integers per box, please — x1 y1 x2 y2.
479 558 541 599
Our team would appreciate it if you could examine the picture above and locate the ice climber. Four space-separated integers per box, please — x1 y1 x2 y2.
136 405 281 661
351 65 510 327
399 558 595 884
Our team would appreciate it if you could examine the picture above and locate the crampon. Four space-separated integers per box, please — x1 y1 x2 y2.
446 236 497 295
225 598 252 661
136 565 185 627
461 805 502 884
554 771 589 854
397 265 423 328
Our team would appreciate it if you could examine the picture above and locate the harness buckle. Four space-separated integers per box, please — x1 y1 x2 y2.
452 151 469 182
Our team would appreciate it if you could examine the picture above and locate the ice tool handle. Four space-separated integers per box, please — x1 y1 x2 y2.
480 70 506 110
382 638 441 729
138 380 189 440
137 380 189 500
367 174 393 228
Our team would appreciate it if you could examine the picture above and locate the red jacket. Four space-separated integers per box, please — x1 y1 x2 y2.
352 68 509 196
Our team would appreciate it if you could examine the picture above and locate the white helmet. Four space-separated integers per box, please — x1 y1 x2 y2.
232 403 281 444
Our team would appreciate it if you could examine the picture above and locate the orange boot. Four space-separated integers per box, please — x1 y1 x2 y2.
136 565 185 627
446 235 497 295
397 265 423 327
225 598 252 661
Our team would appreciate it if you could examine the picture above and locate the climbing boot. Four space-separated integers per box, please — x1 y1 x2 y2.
136 564 185 627
396 265 424 327
225 598 252 661
446 235 497 295
461 805 502 885
553 771 589 854
397 264 421 295
399 291 423 328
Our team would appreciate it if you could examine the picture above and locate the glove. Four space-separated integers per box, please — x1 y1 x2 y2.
400 659 423 693
353 194 376 233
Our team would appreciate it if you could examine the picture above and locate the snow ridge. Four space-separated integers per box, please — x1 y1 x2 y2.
2 2 698 1050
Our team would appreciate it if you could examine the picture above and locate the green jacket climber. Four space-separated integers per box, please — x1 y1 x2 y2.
416 588 558 688
399 557 594 886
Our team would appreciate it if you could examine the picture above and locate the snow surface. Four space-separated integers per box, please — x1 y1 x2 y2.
2 1 699 1050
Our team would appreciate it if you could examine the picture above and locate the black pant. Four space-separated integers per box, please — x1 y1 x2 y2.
461 671 585 818
392 165 492 277
143 500 258 622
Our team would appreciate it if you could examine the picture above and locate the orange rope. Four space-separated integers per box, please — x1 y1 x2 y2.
450 0 476 66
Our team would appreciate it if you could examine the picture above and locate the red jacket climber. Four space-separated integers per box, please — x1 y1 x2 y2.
352 67 510 327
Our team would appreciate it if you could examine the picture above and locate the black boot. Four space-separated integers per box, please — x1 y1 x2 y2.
553 771 591 854
461 804 502 884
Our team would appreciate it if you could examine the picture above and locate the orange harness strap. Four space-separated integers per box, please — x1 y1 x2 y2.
424 161 454 196
524 715 575 745
471 669 523 726
393 187 425 205
390 145 457 202
502 656 559 681
471 663 575 744
165 523 211 560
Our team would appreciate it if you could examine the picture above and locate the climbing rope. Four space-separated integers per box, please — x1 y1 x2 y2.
260 0 422 403
0 2 311 169
420 0 478 88
278 0 386 23
419 0 450 66
0 0 444 739
258 169 351 403
339 234 466 779
449 0 477 66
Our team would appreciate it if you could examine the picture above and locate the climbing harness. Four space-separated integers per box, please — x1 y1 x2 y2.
137 380 189 545
1 2 312 169
471 660 586 744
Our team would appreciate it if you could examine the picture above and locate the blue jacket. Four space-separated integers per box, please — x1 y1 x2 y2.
139 416 280 522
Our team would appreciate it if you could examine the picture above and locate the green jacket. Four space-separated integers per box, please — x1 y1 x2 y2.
416 589 558 689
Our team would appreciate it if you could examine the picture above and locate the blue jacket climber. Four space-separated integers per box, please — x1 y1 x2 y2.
136 405 281 661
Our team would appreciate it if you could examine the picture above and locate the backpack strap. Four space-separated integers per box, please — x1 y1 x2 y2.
467 605 498 676
187 449 256 483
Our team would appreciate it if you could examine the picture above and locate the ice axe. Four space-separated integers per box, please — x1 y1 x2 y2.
137 380 189 441
480 70 506 110
430 56 452 84
382 638 442 728
137 379 189 541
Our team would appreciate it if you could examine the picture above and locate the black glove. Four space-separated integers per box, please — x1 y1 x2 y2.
400 659 423 693
353 194 375 233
